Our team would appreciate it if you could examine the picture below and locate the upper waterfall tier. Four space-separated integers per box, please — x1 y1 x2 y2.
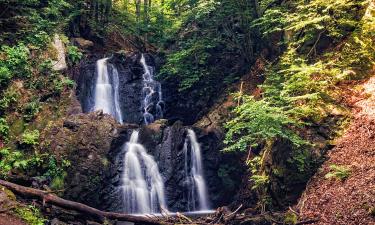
93 58 123 123
140 54 164 125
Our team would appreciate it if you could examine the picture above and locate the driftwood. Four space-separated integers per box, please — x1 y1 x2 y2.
0 179 161 225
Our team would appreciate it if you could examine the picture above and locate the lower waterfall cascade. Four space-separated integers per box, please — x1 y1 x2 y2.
184 129 210 211
120 130 167 214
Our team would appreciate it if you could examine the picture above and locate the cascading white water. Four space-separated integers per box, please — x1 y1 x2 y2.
93 58 123 123
121 130 167 214
184 129 210 211
140 54 164 125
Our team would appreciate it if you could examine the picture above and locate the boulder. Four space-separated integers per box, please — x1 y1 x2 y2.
73 38 94 50
52 34 67 71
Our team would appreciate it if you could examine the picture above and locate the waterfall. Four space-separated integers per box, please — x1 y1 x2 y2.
184 129 210 211
121 130 167 214
93 58 123 123
140 54 164 125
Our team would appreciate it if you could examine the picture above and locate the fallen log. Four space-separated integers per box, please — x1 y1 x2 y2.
0 179 161 225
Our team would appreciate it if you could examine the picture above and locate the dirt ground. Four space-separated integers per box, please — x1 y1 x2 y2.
296 76 375 225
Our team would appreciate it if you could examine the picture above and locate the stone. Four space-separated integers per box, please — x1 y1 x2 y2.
52 34 67 71
73 38 94 50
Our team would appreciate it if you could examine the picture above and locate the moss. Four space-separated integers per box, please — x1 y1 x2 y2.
0 186 16 201
284 211 298 225
14 205 46 225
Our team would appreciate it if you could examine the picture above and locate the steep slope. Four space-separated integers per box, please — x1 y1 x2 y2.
296 74 375 224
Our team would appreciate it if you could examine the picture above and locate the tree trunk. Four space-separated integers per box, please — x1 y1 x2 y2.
136 0 141 22
0 180 161 225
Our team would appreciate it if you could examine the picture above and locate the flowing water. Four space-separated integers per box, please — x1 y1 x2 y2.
91 54 211 214
140 54 164 124
120 130 167 214
93 58 123 123
184 129 210 211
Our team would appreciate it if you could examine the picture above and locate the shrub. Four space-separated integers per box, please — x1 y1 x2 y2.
53 76 75 94
0 44 30 78
20 129 40 146
23 99 41 122
0 66 12 86
0 148 25 177
325 164 351 181
224 95 308 152
67 46 83 64
0 87 19 111
43 156 70 190
0 118 9 138
251 174 269 190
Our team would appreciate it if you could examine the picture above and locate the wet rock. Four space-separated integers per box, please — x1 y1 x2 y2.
41 112 129 209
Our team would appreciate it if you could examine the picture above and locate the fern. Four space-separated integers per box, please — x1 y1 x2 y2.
325 164 351 181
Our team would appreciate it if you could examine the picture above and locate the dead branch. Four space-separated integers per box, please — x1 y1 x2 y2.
0 180 161 225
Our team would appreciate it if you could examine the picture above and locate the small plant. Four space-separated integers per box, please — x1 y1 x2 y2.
0 66 12 86
0 148 25 177
14 205 46 225
0 118 9 138
20 129 40 147
43 156 70 190
67 45 83 64
53 76 75 94
284 211 298 225
325 164 351 181
23 99 41 122
0 87 19 110
250 174 269 190
0 44 30 78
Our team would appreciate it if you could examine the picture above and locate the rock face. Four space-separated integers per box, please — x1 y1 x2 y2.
52 34 67 71
42 111 131 209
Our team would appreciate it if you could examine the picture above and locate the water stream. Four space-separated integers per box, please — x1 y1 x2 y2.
91 54 211 214
120 130 167 214
184 129 210 211
140 54 164 125
93 58 123 123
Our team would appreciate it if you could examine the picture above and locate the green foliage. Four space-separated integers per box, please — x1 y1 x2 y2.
20 129 40 147
0 118 9 139
14 205 46 225
0 86 19 111
0 148 27 177
250 174 269 190
325 164 351 181
67 46 83 64
284 211 298 225
224 95 308 152
23 99 41 122
0 66 12 86
43 156 70 190
0 44 30 78
53 76 75 94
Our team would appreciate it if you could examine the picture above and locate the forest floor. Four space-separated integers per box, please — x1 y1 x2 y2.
296 74 375 225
